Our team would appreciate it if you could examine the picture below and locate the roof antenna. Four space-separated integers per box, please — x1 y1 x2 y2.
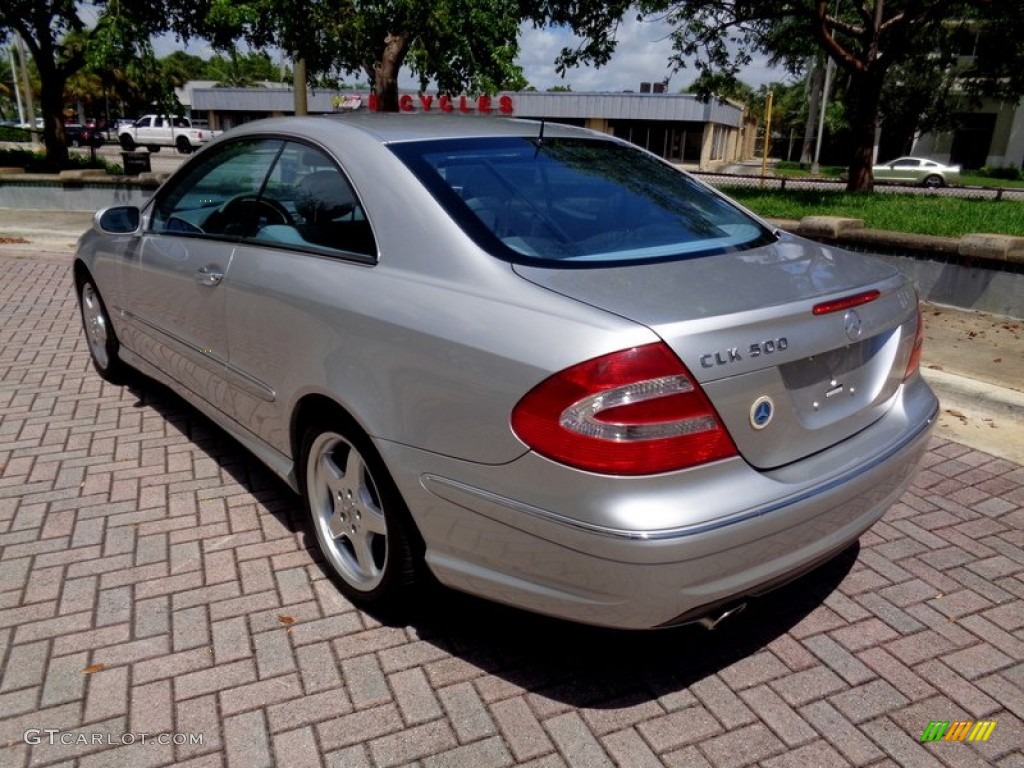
534 118 546 156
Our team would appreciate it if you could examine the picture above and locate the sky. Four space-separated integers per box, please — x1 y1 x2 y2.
154 15 789 94
512 18 784 92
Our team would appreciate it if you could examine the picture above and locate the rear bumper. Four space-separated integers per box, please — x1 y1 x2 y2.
380 376 938 629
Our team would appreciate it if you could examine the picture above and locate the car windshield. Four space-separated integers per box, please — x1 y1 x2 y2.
389 136 773 266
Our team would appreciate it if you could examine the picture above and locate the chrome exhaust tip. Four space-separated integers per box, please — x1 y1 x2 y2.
696 602 747 630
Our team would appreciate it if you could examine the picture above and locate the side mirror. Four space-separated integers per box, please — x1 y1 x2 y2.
95 206 141 234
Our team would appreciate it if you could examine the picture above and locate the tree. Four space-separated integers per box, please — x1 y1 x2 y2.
199 0 527 112
204 50 280 87
555 1 1024 191
161 51 210 88
0 1 207 166
878 58 958 158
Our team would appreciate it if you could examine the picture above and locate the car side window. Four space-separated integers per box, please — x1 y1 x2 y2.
149 139 284 238
248 142 377 260
893 159 919 168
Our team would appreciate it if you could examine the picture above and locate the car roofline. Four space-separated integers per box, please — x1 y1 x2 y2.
224 113 609 146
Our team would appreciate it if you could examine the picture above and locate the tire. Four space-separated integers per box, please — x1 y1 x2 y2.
146 145 161 154
176 136 194 154
78 277 127 384
922 174 944 188
119 134 135 151
300 416 421 611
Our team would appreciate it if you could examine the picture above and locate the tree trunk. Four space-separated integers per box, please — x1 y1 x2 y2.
372 33 411 112
38 66 69 168
845 71 885 192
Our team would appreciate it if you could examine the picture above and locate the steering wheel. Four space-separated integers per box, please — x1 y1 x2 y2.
206 194 294 235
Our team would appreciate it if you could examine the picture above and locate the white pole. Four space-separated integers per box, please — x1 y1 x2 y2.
8 45 25 126
15 34 39 147
811 56 835 175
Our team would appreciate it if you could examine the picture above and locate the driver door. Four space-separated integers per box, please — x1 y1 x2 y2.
122 138 284 411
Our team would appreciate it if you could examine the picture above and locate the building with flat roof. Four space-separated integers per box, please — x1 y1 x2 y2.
909 96 1024 171
187 85 754 169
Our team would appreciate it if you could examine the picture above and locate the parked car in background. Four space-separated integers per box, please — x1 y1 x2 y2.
118 114 221 154
74 115 938 629
873 156 961 187
65 122 107 148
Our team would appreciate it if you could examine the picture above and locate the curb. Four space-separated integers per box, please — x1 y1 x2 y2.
776 215 1024 267
922 367 1024 464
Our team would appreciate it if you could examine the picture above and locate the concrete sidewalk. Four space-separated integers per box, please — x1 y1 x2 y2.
1 207 1022 463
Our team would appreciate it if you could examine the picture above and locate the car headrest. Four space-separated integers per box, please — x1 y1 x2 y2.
295 170 355 223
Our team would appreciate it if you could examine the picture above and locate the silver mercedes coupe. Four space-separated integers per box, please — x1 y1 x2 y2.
74 114 938 629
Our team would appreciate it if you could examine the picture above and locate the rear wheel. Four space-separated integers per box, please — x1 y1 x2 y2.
922 174 944 188
78 278 127 384
301 417 421 610
176 136 194 154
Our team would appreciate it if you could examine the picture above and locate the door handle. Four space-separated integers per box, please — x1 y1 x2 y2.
196 266 225 286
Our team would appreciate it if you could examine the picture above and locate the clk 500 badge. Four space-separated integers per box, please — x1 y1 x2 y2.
700 337 788 368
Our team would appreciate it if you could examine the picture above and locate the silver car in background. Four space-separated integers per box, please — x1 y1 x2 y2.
873 156 962 187
74 114 938 629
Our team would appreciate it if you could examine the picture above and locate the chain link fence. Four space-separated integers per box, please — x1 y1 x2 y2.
14 140 1024 201
692 171 1024 201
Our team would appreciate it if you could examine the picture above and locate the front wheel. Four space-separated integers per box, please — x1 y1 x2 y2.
118 134 135 151
301 419 421 610
78 278 127 384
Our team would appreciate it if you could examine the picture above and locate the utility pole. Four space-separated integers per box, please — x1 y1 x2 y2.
811 56 835 175
293 59 308 115
8 44 25 126
800 61 824 165
760 89 774 183
15 34 39 146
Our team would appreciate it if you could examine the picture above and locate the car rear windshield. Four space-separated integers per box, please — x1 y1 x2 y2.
389 136 774 266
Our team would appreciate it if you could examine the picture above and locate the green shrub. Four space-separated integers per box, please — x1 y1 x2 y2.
0 147 120 175
0 125 33 143
0 148 42 170
976 165 1022 181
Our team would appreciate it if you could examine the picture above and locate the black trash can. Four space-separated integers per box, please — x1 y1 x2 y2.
121 151 151 176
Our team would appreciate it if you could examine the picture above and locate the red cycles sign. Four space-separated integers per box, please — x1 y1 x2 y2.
367 93 514 114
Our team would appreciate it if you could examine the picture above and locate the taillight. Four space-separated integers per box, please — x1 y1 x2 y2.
511 343 737 475
904 305 924 380
812 289 880 315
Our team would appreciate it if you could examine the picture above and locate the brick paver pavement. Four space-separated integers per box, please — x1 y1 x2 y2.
1 251 1022 768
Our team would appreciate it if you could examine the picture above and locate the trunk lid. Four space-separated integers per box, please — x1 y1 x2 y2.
513 234 920 469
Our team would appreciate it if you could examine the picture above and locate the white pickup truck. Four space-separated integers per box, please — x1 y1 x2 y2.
118 115 221 154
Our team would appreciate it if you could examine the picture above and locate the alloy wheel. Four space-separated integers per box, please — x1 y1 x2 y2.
307 431 389 591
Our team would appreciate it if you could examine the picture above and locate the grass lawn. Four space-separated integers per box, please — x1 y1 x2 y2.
959 174 1024 189
719 188 1024 238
